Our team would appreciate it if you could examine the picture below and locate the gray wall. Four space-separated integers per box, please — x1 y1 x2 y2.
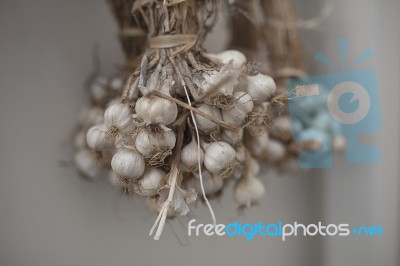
0 1 398 266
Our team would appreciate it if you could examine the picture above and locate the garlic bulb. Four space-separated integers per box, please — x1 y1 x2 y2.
135 94 178 125
185 171 223 196
204 141 236 175
194 104 222 132
104 103 136 134
135 128 176 157
202 63 239 96
181 138 204 169
244 128 269 157
222 91 253 126
264 139 286 162
234 176 265 206
220 129 243 145
111 149 145 179
135 167 166 196
246 73 276 104
86 124 114 151
78 106 104 128
90 77 108 104
270 116 292 142
74 130 87 149
74 149 104 180
213 50 247 70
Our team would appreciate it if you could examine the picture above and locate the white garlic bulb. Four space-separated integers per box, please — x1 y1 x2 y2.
74 130 87 149
86 124 114 151
135 167 166 196
78 106 104 128
110 76 124 91
185 171 223 196
214 50 247 70
234 176 265 206
104 103 136 134
244 128 270 157
74 149 104 180
204 141 236 175
194 104 222 132
111 149 145 179
220 129 243 145
90 76 108 104
246 74 276 104
135 128 176 157
264 139 286 162
181 138 204 169
135 95 178 125
222 92 254 126
270 116 292 142
202 63 240 96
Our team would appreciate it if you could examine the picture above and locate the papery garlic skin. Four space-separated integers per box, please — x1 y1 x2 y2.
204 141 236 174
135 167 166 196
135 128 176 157
234 177 265 206
135 95 178 125
246 73 276 104
181 138 204 169
86 124 114 151
111 149 145 179
194 104 222 132
74 149 104 180
270 116 293 142
222 92 254 126
104 103 136 134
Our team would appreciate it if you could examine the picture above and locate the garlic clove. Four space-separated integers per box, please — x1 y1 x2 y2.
204 141 236 175
86 124 114 151
194 104 222 132
234 177 265 206
246 73 276 104
111 149 145 179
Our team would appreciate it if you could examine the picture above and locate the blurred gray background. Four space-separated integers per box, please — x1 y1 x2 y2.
0 0 398 265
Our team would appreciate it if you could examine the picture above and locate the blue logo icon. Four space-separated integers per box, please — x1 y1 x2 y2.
286 39 382 168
